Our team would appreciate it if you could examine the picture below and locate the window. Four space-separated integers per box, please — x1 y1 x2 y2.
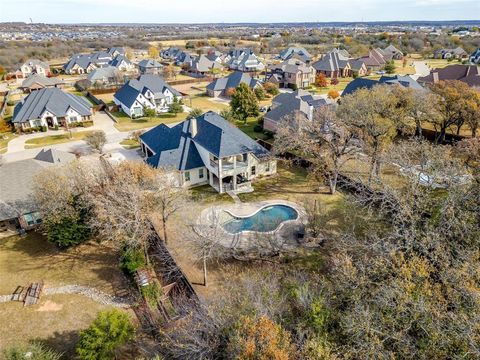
23 213 35 226
266 162 270 172
69 116 77 122
185 171 191 182
199 168 204 179
251 166 256 176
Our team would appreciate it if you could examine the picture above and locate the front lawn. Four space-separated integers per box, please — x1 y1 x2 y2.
0 132 15 153
112 111 188 131
310 77 353 94
24 130 97 149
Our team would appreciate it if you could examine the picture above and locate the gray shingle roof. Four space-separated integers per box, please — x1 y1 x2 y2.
0 149 76 221
206 71 258 92
140 111 270 170
12 88 92 123
20 74 62 89
265 90 327 124
278 47 312 62
87 66 119 82
114 74 181 108
138 59 162 69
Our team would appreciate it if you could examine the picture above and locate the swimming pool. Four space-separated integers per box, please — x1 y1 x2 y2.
221 205 298 234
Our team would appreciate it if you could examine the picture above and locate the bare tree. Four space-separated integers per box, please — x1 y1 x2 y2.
274 106 360 194
85 130 107 154
337 86 403 183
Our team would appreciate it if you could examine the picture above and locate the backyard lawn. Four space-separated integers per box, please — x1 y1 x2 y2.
310 77 353 95
0 233 129 355
235 117 270 141
24 130 97 149
188 94 228 113
112 111 188 131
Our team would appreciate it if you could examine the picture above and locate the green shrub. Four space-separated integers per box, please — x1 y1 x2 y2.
46 215 91 248
54 124 59 130
120 247 145 275
76 309 135 360
263 130 274 140
143 106 156 117
253 124 263 133
3 342 62 360
254 86 266 100
141 281 163 307
41 125 47 132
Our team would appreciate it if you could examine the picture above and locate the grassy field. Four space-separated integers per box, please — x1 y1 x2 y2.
94 92 115 105
24 130 96 149
0 233 129 355
112 111 188 131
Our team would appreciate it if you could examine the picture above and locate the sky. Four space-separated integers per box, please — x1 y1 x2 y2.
0 0 479 24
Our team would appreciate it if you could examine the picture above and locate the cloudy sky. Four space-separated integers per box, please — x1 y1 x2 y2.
0 0 479 23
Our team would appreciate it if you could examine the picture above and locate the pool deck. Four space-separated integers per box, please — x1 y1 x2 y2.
196 200 307 251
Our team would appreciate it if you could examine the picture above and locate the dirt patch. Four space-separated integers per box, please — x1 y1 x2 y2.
36 300 63 312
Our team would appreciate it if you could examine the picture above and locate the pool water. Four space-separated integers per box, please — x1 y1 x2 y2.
222 205 298 234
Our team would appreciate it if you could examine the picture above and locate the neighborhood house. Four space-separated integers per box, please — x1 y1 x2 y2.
113 74 182 118
206 71 259 98
15 59 51 79
139 111 276 193
12 87 93 130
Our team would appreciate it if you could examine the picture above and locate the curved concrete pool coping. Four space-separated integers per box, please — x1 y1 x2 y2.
196 200 307 250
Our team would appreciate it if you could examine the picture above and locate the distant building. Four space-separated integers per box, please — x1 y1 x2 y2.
342 75 423 96
417 64 480 89
19 74 64 93
433 47 468 60
206 71 259 98
188 54 223 76
226 48 265 72
87 66 122 86
263 90 328 133
278 47 312 64
12 88 93 130
15 59 51 79
313 50 367 78
137 59 163 75
267 59 316 89
113 74 182 117
470 48 480 64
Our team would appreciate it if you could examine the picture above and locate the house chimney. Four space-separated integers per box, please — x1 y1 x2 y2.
191 118 198 137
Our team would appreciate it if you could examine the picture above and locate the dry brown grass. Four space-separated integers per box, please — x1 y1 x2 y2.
0 232 126 296
0 233 131 355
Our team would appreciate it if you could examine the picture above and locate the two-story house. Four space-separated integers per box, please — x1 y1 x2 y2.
139 111 276 193
267 59 316 89
113 74 182 118
226 49 265 72
137 59 163 75
15 59 51 79
263 90 328 133
278 47 312 64
206 71 259 98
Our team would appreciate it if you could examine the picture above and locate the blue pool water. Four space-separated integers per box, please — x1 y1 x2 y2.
222 205 298 234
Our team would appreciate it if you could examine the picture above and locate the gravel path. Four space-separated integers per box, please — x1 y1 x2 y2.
0 285 132 308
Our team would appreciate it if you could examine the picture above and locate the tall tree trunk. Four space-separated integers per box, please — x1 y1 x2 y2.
415 120 423 137
162 215 168 244
329 172 338 195
203 255 208 287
